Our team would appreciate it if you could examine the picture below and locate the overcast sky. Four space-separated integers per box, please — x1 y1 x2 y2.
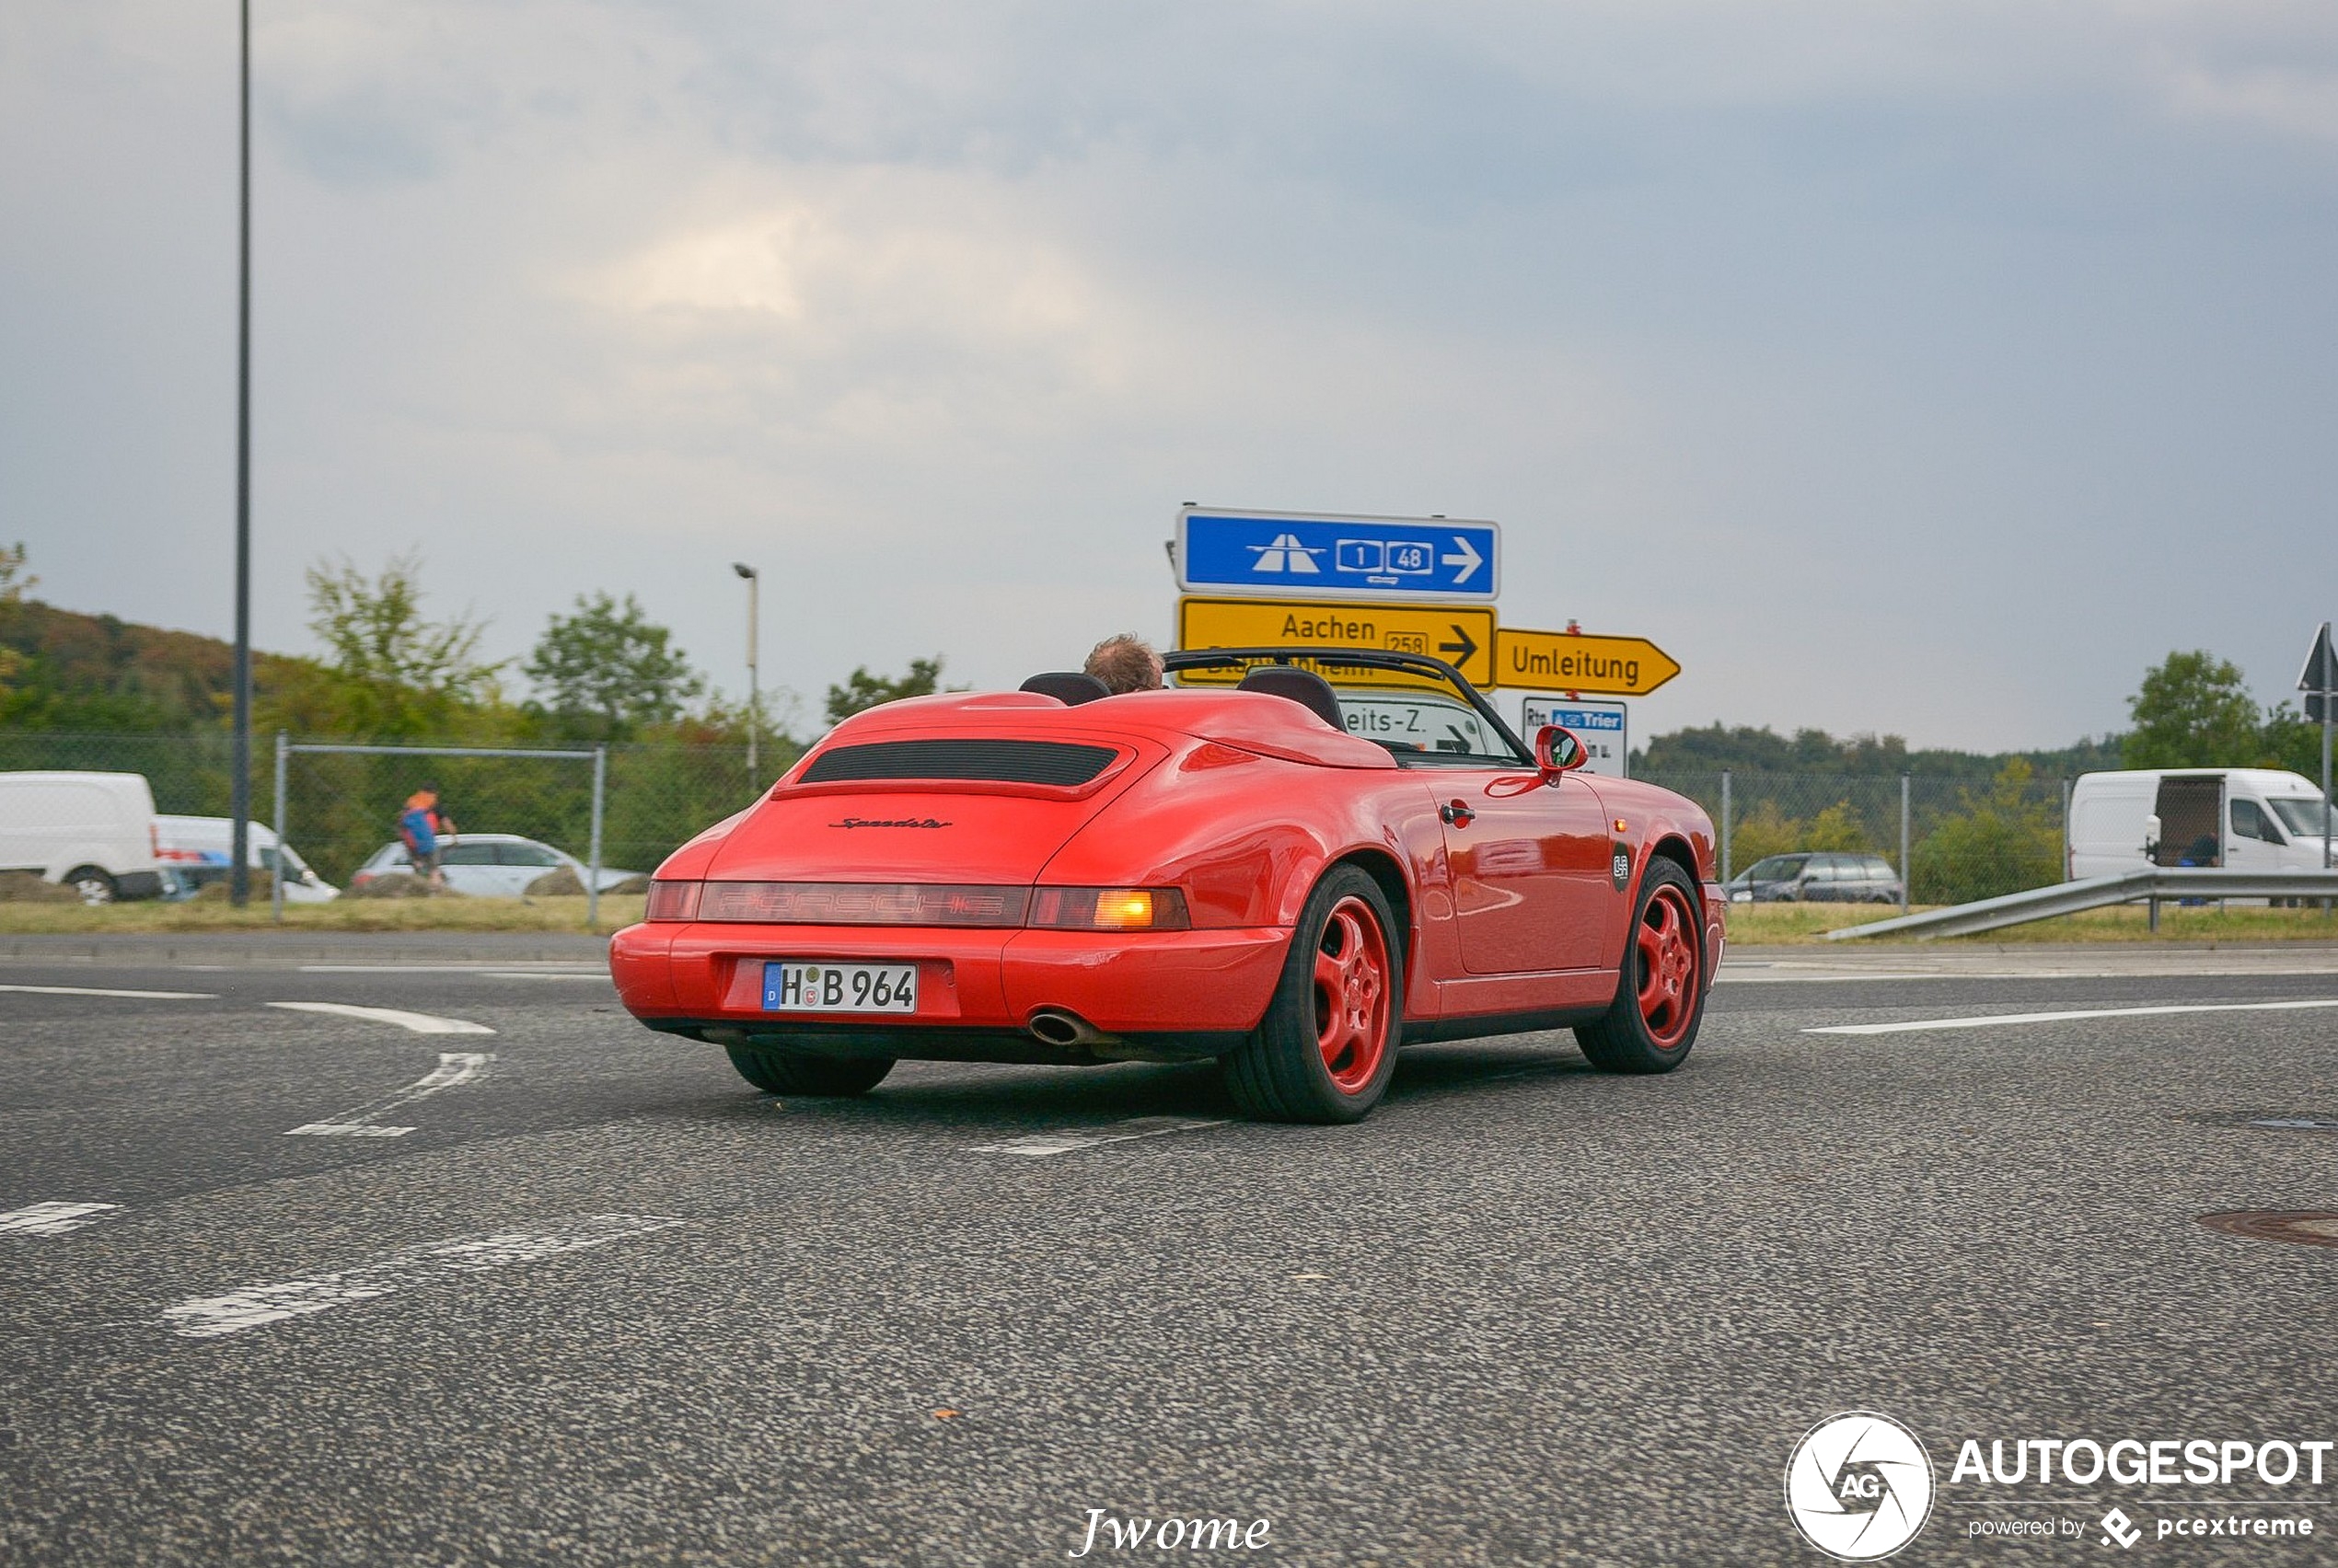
5 1 2335 750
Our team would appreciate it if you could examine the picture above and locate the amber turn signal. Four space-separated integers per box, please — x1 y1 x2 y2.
1026 887 1192 930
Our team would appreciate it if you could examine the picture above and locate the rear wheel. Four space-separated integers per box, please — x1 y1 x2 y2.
1221 865 1402 1124
723 1045 894 1097
1576 859 1706 1074
64 867 117 905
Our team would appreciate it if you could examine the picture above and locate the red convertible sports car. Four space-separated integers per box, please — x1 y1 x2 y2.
611 648 1724 1124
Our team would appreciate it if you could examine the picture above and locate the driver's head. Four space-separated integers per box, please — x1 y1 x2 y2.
1083 633 1164 695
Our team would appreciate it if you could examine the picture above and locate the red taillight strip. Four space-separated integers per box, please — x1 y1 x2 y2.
647 881 1193 930
699 882 1031 927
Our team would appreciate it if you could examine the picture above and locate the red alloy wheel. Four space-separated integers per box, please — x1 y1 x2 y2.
1635 882 1700 1049
1312 894 1392 1092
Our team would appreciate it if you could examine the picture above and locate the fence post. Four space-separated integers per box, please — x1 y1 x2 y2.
588 744 607 931
1899 772 1911 914
272 730 288 925
1719 770 1732 885
2060 776 2073 882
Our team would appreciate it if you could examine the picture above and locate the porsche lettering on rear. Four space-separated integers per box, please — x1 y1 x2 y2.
610 647 1724 1124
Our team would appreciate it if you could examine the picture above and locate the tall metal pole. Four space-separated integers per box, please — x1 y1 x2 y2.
1900 773 1912 913
733 562 759 793
271 730 287 924
228 0 254 905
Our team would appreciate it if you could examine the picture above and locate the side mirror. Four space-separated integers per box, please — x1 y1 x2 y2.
1535 724 1586 784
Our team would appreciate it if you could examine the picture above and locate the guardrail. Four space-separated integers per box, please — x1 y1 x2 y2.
1823 868 2338 941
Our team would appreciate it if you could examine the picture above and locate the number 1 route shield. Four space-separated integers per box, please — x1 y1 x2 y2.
1177 507 1500 603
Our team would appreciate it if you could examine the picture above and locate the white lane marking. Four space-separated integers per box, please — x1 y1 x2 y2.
286 1051 493 1137
159 1214 687 1339
296 964 604 974
1805 998 2338 1036
970 1116 1228 1157
0 983 217 999
0 1201 122 1235
476 973 610 982
266 1001 495 1034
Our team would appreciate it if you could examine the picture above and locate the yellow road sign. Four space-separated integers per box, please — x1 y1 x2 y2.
1176 597 1498 688
1495 628 1680 696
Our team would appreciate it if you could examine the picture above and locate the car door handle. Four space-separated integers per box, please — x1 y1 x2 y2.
1440 800 1476 827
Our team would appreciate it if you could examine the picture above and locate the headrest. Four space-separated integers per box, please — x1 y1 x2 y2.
1019 671 1112 706
1234 666 1343 731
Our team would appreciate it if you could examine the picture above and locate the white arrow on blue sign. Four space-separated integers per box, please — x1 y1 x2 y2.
1176 507 1500 603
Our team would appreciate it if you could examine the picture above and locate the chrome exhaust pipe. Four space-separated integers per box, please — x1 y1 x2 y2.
1027 1008 1117 1047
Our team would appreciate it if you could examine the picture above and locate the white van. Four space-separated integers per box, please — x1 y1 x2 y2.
0 771 168 903
155 815 340 903
2066 768 2337 880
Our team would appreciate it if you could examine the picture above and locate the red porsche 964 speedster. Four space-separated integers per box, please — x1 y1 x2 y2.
611 649 1724 1123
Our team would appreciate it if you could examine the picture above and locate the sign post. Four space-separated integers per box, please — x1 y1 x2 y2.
1177 508 1499 603
1495 627 1681 697
2299 622 2338 882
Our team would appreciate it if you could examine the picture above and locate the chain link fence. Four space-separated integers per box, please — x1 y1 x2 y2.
0 731 2075 908
1640 769 2070 905
0 730 781 889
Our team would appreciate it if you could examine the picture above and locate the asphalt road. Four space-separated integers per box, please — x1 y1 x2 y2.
5 943 2338 1565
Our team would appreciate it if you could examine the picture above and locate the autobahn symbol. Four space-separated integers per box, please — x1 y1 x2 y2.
1496 626 1681 697
1177 507 1499 602
1175 597 1498 688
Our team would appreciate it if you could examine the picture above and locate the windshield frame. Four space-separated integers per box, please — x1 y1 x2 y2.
1161 646 1532 767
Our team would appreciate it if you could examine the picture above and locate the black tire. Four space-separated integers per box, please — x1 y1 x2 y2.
1576 859 1707 1075
724 1045 894 1097
1221 864 1403 1124
64 866 117 905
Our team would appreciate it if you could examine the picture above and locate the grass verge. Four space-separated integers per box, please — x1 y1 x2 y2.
1729 900 2338 945
0 894 643 935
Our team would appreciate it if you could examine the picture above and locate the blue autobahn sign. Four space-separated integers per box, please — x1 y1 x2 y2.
1176 507 1500 603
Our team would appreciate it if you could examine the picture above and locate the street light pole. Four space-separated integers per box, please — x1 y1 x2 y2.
732 562 759 792
229 0 254 905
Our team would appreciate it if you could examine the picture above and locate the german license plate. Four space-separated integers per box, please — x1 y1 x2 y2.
763 961 918 1014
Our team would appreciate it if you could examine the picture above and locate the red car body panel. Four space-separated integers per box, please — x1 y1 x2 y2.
610 685 1723 1062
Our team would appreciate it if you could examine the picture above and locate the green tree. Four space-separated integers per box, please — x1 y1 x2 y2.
0 542 33 693
1912 758 2062 903
294 552 505 738
2124 651 2263 768
524 592 702 741
826 656 944 724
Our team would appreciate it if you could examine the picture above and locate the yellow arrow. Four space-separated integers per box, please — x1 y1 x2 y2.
1176 597 1498 688
1495 628 1681 696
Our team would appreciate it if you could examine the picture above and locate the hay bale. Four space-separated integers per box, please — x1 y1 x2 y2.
349 872 436 899
0 870 80 904
606 873 650 894
525 866 587 897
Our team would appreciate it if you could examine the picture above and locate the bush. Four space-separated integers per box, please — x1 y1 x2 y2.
1912 760 2061 904
348 872 439 899
525 867 586 897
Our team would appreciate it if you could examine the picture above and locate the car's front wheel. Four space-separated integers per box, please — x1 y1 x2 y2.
724 1045 894 1097
1576 859 1707 1074
1221 864 1402 1124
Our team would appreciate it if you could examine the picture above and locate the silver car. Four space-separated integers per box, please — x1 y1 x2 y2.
351 834 639 898
1726 851 1904 904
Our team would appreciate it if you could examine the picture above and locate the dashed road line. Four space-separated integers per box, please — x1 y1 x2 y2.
0 983 217 999
158 1214 688 1339
969 1116 1227 1157
266 1001 495 1034
1805 998 2338 1036
0 1201 122 1235
286 1051 494 1137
